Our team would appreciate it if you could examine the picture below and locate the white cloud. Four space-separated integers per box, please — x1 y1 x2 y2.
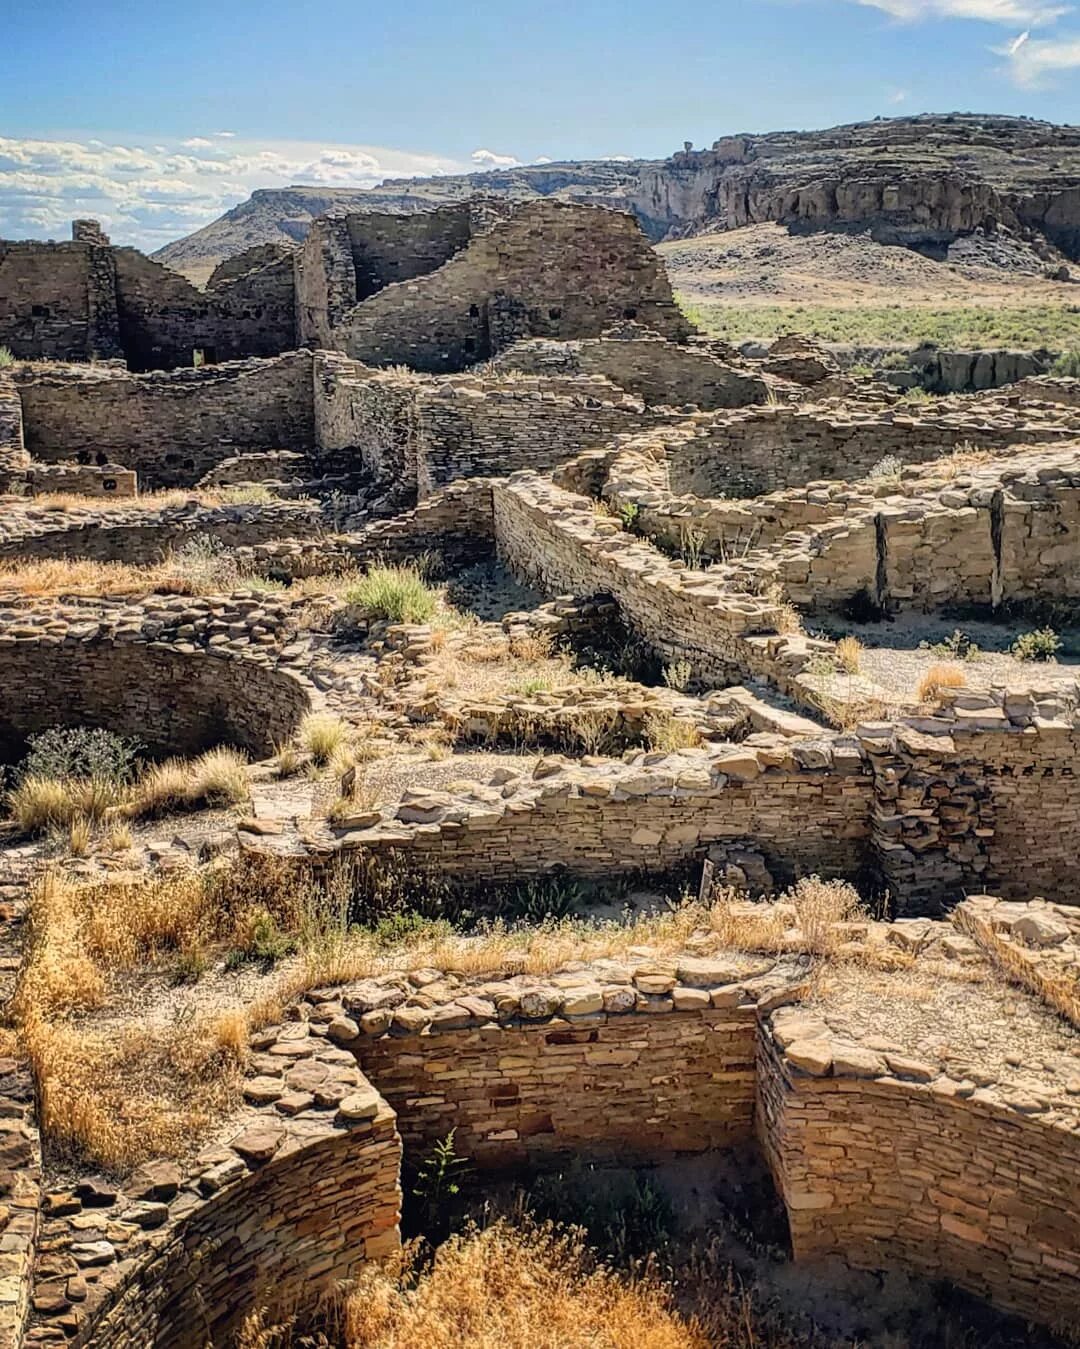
0 133 470 249
996 27 1080 77
533 155 554 164
887 86 910 101
470 148 520 168
853 0 1070 24
212 131 236 139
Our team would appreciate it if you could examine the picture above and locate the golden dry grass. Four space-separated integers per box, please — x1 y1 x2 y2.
643 710 702 752
298 712 351 765
835 635 862 675
917 662 967 703
339 1222 706 1349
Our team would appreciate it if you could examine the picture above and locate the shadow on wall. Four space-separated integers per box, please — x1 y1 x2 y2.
0 643 311 763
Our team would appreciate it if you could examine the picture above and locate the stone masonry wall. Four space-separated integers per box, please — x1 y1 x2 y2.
336 201 690 372
758 1021 1080 1328
668 404 1077 498
417 379 656 497
358 1006 760 1169
114 248 296 372
77 1116 400 1349
494 333 769 411
0 640 311 762
313 352 420 484
0 375 28 491
16 352 314 489
0 242 120 362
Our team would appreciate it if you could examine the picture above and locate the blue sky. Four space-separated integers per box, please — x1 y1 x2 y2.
3 0 1080 248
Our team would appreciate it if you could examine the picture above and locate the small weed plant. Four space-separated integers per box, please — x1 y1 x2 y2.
1011 627 1062 662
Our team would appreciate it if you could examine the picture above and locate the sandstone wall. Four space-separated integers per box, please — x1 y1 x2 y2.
114 249 295 372
668 405 1075 498
337 202 690 372
495 334 769 410
492 475 794 687
758 1025 1080 1328
0 640 311 761
346 203 473 299
16 353 315 489
78 1116 400 1349
417 380 652 497
0 501 324 566
0 241 120 362
313 352 420 483
359 1007 759 1169
0 375 28 491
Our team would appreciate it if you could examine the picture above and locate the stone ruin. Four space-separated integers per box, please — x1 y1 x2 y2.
0 198 1077 1347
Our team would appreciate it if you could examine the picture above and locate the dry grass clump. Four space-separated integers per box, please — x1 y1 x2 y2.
23 1015 244 1170
127 748 249 818
709 877 866 959
298 712 351 765
339 1221 706 1349
643 710 703 752
834 635 862 675
917 662 966 703
8 773 130 832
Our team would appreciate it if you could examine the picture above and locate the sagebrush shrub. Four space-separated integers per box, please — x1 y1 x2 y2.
19 726 140 786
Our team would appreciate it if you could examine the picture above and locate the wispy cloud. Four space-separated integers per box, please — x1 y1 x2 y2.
854 0 1070 25
0 134 470 250
887 86 910 101
995 28 1080 78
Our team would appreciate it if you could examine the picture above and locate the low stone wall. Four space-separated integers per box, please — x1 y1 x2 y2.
360 1002 762 1168
758 1010 1080 1328
24 463 137 498
16 353 315 490
666 401 1078 498
494 332 769 410
0 500 324 566
415 377 658 498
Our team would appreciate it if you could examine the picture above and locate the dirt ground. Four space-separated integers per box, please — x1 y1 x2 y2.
660 220 1077 311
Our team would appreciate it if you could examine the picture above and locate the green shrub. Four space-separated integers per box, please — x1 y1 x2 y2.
1051 349 1080 378
411 1129 471 1239
345 564 438 623
1010 627 1062 662
19 726 141 786
920 629 981 662
169 534 244 591
880 351 912 371
618 502 640 532
0 346 14 369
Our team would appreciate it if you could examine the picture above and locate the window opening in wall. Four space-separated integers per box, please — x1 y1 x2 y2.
549 307 562 320
623 307 638 319
469 304 480 318
31 304 49 318
463 338 476 355
193 347 218 368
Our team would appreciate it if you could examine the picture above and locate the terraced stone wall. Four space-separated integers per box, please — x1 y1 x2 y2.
667 405 1075 498
0 641 311 761
16 352 314 489
757 1023 1080 1327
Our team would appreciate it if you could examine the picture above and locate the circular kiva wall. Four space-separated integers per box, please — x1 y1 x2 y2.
0 640 311 762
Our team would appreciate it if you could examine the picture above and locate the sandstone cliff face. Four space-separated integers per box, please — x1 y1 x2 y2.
154 114 1080 278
